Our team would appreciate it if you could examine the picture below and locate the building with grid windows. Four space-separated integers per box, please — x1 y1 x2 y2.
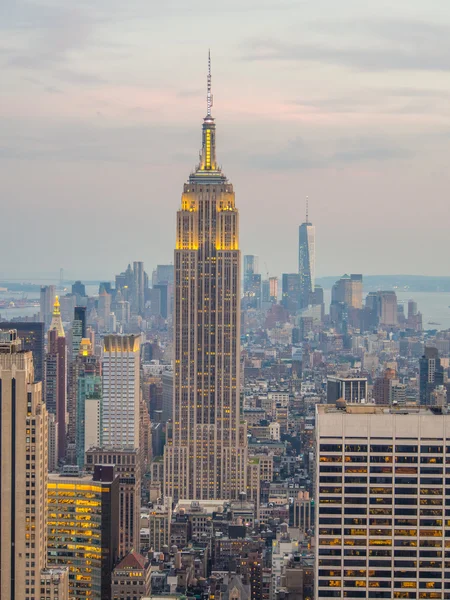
0 329 48 600
102 334 141 449
47 465 119 599
315 403 450 600
39 567 69 600
85 447 141 558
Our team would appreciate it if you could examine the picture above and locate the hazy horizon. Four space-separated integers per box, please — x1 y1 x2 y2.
1 0 450 278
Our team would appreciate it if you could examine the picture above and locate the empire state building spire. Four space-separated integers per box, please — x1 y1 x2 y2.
206 49 213 118
192 52 225 181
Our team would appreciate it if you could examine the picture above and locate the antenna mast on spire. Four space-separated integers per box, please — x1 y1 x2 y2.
306 196 309 223
207 49 213 117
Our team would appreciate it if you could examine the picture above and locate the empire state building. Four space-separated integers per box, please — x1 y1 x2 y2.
164 55 248 502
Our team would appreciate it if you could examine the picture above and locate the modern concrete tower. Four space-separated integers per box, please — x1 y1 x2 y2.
298 198 315 308
164 54 248 502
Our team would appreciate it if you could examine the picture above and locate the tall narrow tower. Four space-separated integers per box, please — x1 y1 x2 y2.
46 296 67 462
164 54 248 502
0 329 48 600
298 198 315 309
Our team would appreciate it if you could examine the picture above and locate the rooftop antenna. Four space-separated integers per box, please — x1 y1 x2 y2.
306 196 309 223
207 49 213 117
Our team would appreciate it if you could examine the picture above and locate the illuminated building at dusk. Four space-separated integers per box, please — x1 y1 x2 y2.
164 54 248 501
47 465 119 599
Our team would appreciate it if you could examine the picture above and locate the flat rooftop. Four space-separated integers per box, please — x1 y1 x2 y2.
317 403 445 416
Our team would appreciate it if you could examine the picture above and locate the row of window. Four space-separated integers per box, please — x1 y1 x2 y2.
320 444 450 453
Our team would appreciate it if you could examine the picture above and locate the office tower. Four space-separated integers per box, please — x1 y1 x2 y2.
378 290 398 326
162 370 174 422
316 403 450 600
40 284 56 328
71 280 86 298
261 279 270 303
116 300 131 325
153 283 169 318
331 274 363 310
349 274 363 308
39 568 69 600
68 307 87 441
2 321 45 382
372 367 396 405
420 346 444 405
164 55 248 502
149 287 162 318
310 284 324 306
293 491 315 533
0 329 48 600
326 374 368 403
115 266 134 313
269 276 278 302
298 201 315 308
71 339 102 467
133 260 145 315
243 255 259 300
102 334 141 448
48 413 58 472
72 305 86 356
281 273 301 314
108 312 116 333
86 448 141 558
46 297 67 461
406 299 423 331
111 552 151 599
243 273 262 310
365 291 378 311
154 265 174 317
310 284 325 322
408 299 417 320
148 505 171 551
47 464 119 600
390 380 407 405
140 397 152 473
98 287 111 330
155 264 174 284
331 275 349 308
59 294 76 322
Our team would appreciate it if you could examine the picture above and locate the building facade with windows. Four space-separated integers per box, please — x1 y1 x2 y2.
47 466 119 600
315 403 450 600
0 329 48 600
102 334 141 449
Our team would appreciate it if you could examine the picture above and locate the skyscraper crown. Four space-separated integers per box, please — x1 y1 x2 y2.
190 52 226 183
49 295 65 337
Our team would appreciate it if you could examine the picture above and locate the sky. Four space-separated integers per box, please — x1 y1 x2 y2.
1 0 450 281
